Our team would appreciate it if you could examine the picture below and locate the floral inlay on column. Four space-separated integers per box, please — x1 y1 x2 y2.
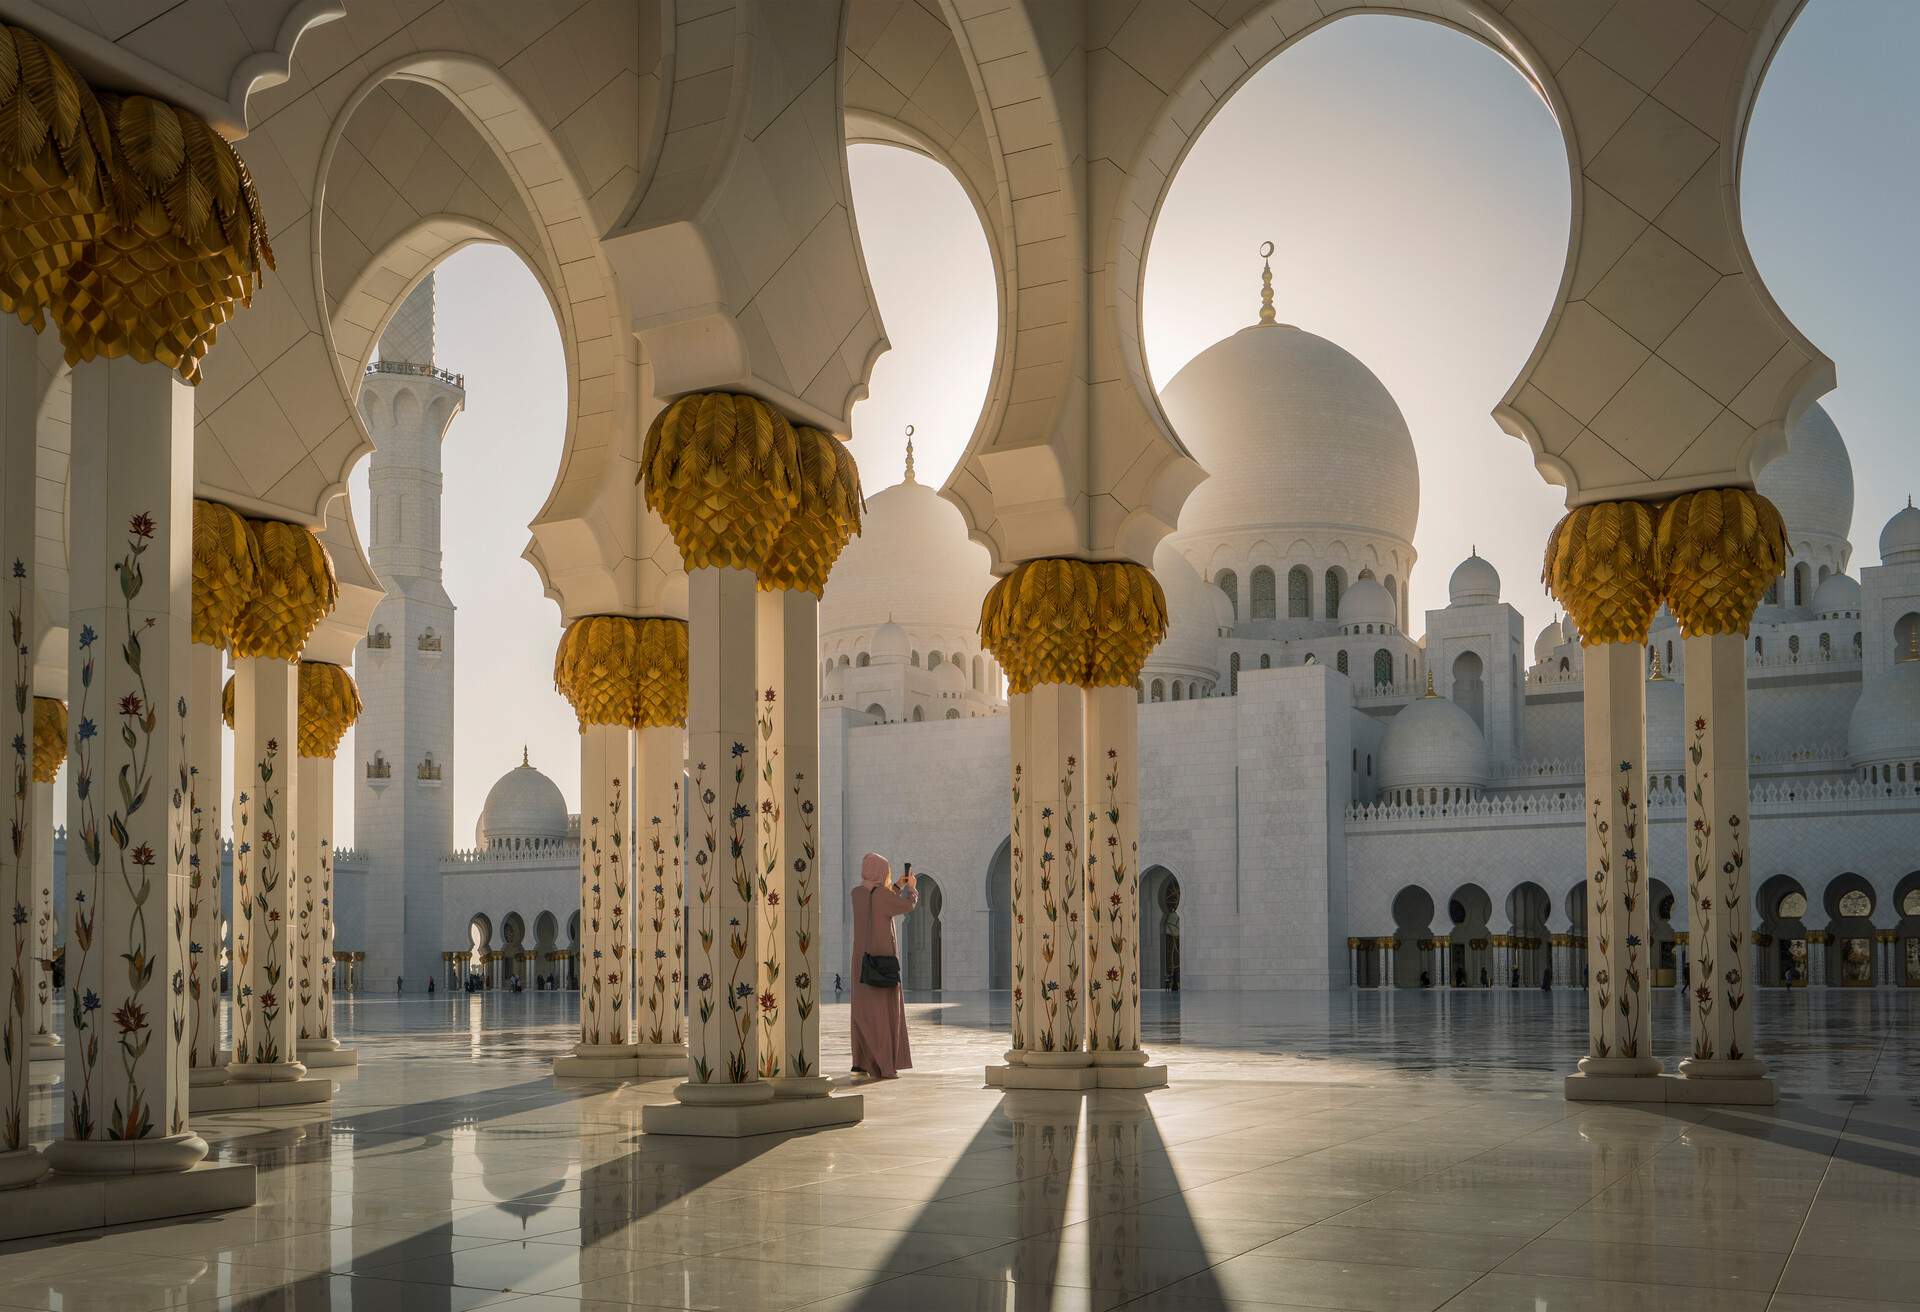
1009 760 1025 1051
756 692 781 1078
641 780 683 1046
726 739 755 1083
248 738 285 1068
3 558 28 1155
788 767 817 1078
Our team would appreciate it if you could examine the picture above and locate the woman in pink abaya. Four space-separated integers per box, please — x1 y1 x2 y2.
850 852 918 1079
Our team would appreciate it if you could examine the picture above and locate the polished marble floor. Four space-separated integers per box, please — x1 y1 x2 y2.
5 987 1918 1310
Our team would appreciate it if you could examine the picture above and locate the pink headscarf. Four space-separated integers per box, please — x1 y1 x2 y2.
860 852 890 886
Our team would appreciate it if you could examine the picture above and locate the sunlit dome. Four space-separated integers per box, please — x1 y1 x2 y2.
1533 618 1565 664
1448 552 1500 606
475 751 568 848
1880 500 1920 566
871 621 909 663
821 450 995 641
1756 402 1853 549
1160 321 1419 545
1379 691 1489 792
1344 577 1395 625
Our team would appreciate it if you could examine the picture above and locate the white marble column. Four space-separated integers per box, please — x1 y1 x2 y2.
633 723 687 1075
757 588 831 1097
29 738 60 1059
1004 690 1031 1064
573 721 635 1061
1001 681 1092 1087
1567 641 1661 1098
1084 682 1163 1086
675 567 769 1103
1377 941 1394 989
295 756 341 1058
52 356 205 1172
1807 934 1829 988
1676 632 1770 1098
0 317 47 1188
186 644 225 1084
230 657 305 1083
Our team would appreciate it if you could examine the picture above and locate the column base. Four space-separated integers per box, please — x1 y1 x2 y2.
188 1063 230 1087
0 1147 50 1191
29 1035 62 1060
642 1091 863 1138
1565 1055 1666 1102
1670 1057 1775 1105
46 1131 208 1175
633 1043 688 1078
190 1074 334 1113
298 1046 358 1070
988 1062 1099 1090
0 1161 253 1240
228 1060 309 1083
769 1075 835 1099
1091 1049 1169 1088
553 1042 642 1079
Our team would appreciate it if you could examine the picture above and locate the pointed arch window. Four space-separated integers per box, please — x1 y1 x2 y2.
1336 650 1349 676
1287 566 1311 618
1215 570 1238 620
1324 570 1342 619
1229 652 1241 695
1250 567 1277 620
1373 649 1392 687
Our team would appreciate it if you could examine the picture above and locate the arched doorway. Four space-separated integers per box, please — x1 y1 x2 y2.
986 838 1011 990
1391 885 1436 988
1825 874 1877 987
1140 867 1182 990
467 914 493 990
1452 651 1485 730
500 911 526 988
565 910 581 990
1504 882 1550 988
1757 876 1809 986
904 875 945 991
533 911 559 989
1897 874 1920 986
1650 879 1678 987
1448 884 1493 986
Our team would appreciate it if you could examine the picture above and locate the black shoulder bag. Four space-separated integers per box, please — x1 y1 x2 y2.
858 884 901 988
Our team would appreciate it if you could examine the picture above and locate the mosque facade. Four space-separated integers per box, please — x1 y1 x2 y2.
294 286 1920 999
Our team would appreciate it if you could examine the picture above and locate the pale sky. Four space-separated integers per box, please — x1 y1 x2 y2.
320 0 1918 843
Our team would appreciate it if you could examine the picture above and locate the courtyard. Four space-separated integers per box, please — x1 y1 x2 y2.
4 990 1915 1310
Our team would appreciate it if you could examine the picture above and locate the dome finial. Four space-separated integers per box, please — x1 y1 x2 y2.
903 424 916 484
1649 648 1665 681
1257 240 1277 327
1423 667 1436 698
521 744 529 767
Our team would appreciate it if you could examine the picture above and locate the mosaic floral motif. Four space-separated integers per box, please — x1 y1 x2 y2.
1686 713 1748 1063
1009 760 1025 1050
249 736 286 1068
579 771 628 1046
1087 746 1137 1054
318 827 333 1042
724 739 756 1083
690 760 717 1082
4 557 27 1151
756 694 782 1078
789 766 818 1079
1035 752 1081 1053
641 774 684 1047
1588 760 1646 1061
186 761 211 1067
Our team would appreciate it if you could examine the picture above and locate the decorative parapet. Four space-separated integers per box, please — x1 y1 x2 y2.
1348 778 1920 826
441 839 580 867
366 359 464 389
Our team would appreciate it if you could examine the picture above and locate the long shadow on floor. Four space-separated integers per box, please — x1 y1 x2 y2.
842 1087 1229 1308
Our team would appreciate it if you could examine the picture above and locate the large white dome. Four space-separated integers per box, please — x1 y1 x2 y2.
1757 402 1853 549
1448 552 1500 607
821 472 995 639
1880 501 1920 566
1379 692 1490 793
1160 323 1419 545
475 755 569 848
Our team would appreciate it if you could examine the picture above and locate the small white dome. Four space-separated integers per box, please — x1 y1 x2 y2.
871 621 908 663
1849 661 1920 768
1812 572 1861 616
1161 322 1420 546
1756 401 1853 549
1448 553 1500 606
934 661 967 690
1379 693 1490 792
1344 578 1395 625
1150 542 1225 678
1533 618 1565 664
475 755 568 848
1880 501 1920 566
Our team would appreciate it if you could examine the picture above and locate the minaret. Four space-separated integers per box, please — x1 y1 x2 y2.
353 275 464 990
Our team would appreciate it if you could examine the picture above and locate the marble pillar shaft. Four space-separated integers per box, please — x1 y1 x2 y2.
1579 641 1658 1076
576 721 633 1052
296 755 336 1049
0 317 38 1177
186 643 224 1077
755 587 824 1090
230 657 304 1080
31 772 57 1048
1084 683 1141 1055
682 567 769 1095
634 724 685 1049
57 356 204 1168
1024 682 1086 1059
1007 691 1030 1055
1680 632 1758 1066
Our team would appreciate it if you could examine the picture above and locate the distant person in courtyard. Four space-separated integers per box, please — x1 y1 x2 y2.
1541 967 1552 991
833 973 843 996
1480 967 1489 988
849 852 918 1079
427 978 435 995
1511 965 1520 988
1419 970 1431 988
397 976 404 993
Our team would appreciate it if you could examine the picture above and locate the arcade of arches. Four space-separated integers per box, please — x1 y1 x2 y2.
1 6 1917 1310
